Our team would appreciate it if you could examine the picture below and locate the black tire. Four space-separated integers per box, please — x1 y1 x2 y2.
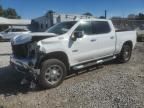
117 44 132 63
38 59 67 89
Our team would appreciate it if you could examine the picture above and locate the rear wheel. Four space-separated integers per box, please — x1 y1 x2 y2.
39 59 67 89
117 44 132 63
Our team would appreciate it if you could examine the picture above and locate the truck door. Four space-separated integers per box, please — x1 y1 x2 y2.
69 21 99 63
91 21 115 58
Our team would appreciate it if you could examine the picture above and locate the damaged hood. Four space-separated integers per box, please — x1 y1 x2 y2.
12 32 57 45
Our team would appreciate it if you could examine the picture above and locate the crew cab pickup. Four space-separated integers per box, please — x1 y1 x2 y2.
10 19 136 89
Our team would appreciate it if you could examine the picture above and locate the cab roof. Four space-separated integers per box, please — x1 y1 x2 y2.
77 18 110 22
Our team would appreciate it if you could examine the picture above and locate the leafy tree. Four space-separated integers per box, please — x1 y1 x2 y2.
3 8 19 19
137 13 144 20
0 6 21 31
83 12 93 16
0 5 3 16
0 5 21 19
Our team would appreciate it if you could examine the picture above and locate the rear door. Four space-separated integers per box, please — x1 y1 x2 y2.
91 21 116 58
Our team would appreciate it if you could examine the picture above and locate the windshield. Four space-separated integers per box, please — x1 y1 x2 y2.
46 21 77 35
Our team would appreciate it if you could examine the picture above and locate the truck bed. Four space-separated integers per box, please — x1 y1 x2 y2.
115 30 137 54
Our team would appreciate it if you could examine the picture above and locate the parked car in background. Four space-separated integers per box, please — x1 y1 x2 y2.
10 19 136 89
0 26 31 41
135 24 144 42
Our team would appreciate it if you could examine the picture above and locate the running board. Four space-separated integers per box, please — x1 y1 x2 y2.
73 56 116 70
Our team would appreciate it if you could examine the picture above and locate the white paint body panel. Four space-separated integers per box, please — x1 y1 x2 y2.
115 31 137 54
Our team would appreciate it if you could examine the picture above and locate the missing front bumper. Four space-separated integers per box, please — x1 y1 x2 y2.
10 56 40 75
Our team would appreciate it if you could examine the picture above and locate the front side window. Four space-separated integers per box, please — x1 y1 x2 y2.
11 29 16 32
46 21 77 35
11 29 19 32
92 21 111 34
75 21 93 35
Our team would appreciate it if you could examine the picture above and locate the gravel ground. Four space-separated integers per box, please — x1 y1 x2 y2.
0 42 144 108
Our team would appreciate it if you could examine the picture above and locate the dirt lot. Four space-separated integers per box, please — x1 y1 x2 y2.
0 42 144 108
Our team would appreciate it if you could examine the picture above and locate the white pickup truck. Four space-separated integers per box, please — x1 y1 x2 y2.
10 19 136 89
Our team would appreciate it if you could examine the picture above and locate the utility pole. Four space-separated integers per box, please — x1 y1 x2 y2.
105 10 107 19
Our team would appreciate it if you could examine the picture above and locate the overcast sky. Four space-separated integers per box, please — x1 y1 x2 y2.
0 0 144 19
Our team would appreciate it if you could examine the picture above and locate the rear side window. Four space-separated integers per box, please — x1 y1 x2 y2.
75 21 93 35
11 29 17 32
92 21 111 34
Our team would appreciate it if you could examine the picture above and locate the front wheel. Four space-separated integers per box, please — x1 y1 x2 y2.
38 59 67 89
117 44 132 63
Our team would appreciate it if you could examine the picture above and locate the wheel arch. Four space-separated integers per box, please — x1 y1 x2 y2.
117 40 133 63
122 40 133 50
38 51 70 70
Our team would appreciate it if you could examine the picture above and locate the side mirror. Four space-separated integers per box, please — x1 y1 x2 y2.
71 31 83 41
74 31 83 38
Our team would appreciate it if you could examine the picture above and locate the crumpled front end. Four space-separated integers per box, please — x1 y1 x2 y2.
10 35 42 72
10 39 40 77
10 33 57 82
10 45 40 85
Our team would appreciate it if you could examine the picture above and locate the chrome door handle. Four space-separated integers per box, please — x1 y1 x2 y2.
91 39 96 42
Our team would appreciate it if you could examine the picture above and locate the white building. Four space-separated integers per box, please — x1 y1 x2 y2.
31 11 96 32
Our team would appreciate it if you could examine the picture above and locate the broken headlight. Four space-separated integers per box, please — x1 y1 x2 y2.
28 42 40 58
